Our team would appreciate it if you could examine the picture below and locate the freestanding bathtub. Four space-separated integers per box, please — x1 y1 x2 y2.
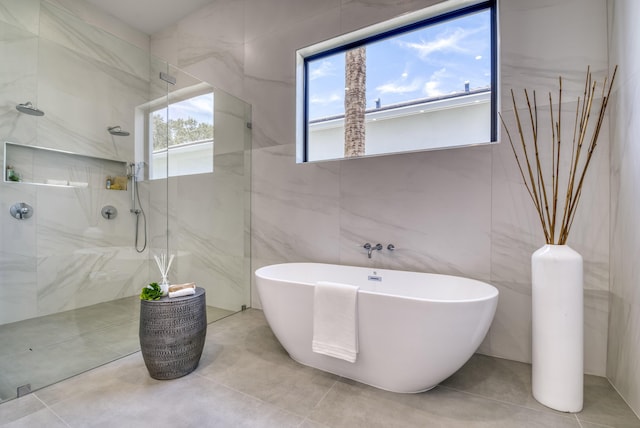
255 262 499 393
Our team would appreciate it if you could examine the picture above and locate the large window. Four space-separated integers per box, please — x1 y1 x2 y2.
296 0 497 163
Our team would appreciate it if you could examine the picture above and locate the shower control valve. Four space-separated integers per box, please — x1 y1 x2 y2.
101 205 118 220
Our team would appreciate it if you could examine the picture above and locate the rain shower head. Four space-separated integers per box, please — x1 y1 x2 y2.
108 126 130 136
16 101 44 116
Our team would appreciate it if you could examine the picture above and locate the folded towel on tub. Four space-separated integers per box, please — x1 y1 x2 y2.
312 281 359 363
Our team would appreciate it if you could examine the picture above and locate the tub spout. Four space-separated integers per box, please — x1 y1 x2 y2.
363 243 383 258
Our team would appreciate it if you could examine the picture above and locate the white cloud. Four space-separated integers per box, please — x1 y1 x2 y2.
424 81 443 97
309 60 337 80
423 68 449 97
376 78 422 95
401 27 470 59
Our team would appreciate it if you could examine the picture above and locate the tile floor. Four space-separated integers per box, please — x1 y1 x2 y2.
0 296 234 403
0 309 639 427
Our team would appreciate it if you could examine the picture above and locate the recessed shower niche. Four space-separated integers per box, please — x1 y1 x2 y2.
4 142 127 188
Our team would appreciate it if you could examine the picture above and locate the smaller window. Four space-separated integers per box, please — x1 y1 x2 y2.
296 0 497 163
149 92 214 179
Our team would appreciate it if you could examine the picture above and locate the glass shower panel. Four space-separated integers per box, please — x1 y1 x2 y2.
146 58 171 272
165 65 251 318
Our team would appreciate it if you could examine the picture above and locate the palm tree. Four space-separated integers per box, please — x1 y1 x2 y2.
344 46 366 157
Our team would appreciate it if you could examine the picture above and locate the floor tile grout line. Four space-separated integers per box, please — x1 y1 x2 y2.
440 384 627 427
33 392 72 427
298 377 340 426
192 371 311 421
438 384 579 420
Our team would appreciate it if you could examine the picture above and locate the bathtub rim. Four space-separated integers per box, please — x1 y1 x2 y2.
255 262 498 304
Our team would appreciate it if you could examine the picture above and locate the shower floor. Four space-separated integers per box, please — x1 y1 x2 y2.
0 296 235 403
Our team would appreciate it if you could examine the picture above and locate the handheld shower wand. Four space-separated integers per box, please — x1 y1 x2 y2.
129 162 147 253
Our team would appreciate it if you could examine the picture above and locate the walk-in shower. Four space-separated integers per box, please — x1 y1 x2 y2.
0 0 251 404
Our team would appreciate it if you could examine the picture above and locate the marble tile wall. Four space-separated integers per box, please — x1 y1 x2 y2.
0 3 40 325
608 0 640 417
0 1 153 323
151 0 617 381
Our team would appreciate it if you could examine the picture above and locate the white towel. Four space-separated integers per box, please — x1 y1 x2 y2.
168 287 196 298
168 283 196 298
312 281 359 363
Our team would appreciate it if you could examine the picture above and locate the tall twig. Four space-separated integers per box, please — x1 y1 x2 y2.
501 66 617 245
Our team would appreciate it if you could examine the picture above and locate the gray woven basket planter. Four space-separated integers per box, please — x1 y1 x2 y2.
139 287 207 380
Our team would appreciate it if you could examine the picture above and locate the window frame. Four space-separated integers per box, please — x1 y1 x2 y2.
296 0 497 163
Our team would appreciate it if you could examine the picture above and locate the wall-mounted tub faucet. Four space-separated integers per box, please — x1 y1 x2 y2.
363 243 383 258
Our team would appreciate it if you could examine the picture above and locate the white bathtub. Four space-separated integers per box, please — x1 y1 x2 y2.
255 262 499 393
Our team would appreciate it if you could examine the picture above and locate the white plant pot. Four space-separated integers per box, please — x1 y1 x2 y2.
531 244 583 412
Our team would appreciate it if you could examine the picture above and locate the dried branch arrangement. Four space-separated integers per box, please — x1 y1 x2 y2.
500 66 617 245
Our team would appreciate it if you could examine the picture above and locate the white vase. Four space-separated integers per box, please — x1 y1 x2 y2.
531 244 583 413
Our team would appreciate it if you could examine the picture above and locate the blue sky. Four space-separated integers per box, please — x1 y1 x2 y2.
307 9 491 120
154 92 214 125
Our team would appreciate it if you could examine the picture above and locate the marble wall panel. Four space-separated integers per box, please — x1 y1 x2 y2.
149 25 178 67
0 0 40 35
0 28 38 147
338 146 492 279
40 1 148 78
244 0 339 44
37 38 146 160
43 0 148 50
339 0 442 34
215 90 249 156
251 144 341 304
0 182 37 324
499 0 609 95
173 1 245 99
0 252 37 324
608 0 640 416
0 19 38 325
34 179 139 315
